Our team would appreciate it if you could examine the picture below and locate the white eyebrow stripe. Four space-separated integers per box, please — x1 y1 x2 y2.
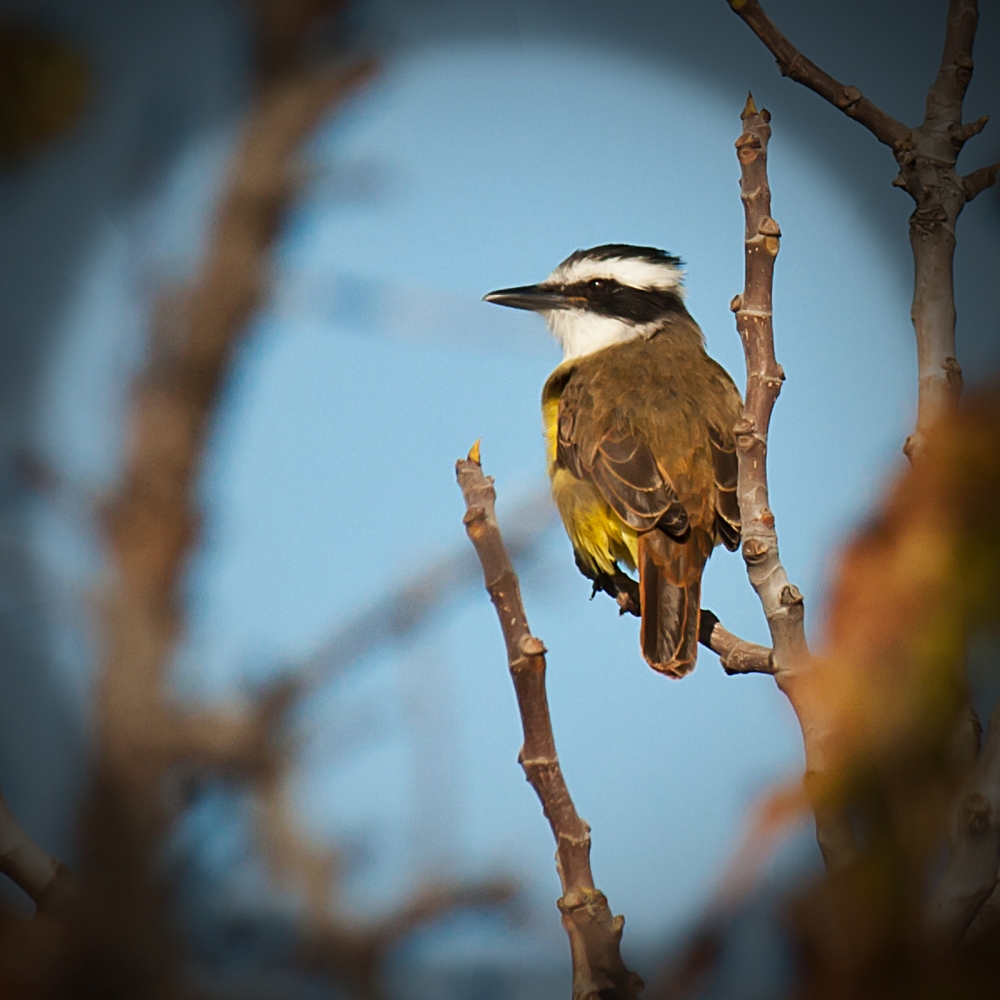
548 255 686 294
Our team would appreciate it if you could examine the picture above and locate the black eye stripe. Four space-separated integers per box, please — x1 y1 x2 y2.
562 280 685 322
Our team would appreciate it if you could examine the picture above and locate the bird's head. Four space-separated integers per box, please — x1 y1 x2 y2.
484 244 688 361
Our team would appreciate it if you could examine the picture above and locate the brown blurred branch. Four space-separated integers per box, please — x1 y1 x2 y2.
299 880 517 1000
0 786 77 920
729 0 996 460
98 54 375 784
784 386 1000 990
731 97 855 871
81 42 375 992
0 22 90 165
297 485 554 686
251 744 516 1000
456 448 643 1000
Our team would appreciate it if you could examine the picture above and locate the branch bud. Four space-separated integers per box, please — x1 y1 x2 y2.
463 506 486 526
519 635 546 657
836 85 863 111
950 114 989 147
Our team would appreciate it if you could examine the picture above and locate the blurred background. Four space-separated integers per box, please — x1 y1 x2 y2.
1 0 998 996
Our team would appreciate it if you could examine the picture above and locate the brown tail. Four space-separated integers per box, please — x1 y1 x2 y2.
637 529 711 678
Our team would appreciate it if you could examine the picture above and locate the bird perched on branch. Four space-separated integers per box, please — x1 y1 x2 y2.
485 245 742 677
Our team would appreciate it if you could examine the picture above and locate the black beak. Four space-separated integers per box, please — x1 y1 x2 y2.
483 284 584 312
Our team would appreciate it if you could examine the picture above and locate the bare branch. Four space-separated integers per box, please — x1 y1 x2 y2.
732 97 856 871
728 1 995 462
726 1 908 148
950 113 989 147
898 0 984 459
731 97 807 677
698 610 774 675
0 786 77 919
456 449 643 1000
927 0 979 122
962 160 999 201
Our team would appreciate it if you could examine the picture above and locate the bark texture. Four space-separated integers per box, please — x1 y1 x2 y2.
732 97 855 871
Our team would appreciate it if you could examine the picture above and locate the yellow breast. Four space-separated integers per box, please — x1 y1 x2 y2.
544 394 638 575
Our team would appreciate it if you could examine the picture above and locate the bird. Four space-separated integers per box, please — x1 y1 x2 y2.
484 244 743 678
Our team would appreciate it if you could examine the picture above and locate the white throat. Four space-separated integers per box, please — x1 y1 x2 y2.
542 250 686 361
545 310 643 361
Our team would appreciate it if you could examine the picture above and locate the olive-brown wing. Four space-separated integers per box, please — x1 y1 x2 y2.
557 382 688 538
708 424 740 551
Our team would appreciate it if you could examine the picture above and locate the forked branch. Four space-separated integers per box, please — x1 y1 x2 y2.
456 447 642 1000
729 0 996 460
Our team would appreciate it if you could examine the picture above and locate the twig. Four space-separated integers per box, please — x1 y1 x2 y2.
698 610 774 675
728 0 996 460
0 785 77 919
456 447 643 1000
731 98 805 676
726 0 908 147
731 96 855 871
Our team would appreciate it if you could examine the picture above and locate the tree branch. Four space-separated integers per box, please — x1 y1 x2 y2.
728 0 993 461
698 610 774 675
0 786 77 919
962 160 999 200
928 0 979 120
726 0 908 148
456 448 643 1000
731 97 855 871
897 0 981 459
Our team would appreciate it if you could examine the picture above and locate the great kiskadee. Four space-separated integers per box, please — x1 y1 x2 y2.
485 244 742 677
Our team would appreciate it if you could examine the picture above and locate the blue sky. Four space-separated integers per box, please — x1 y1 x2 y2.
36 34 927 967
